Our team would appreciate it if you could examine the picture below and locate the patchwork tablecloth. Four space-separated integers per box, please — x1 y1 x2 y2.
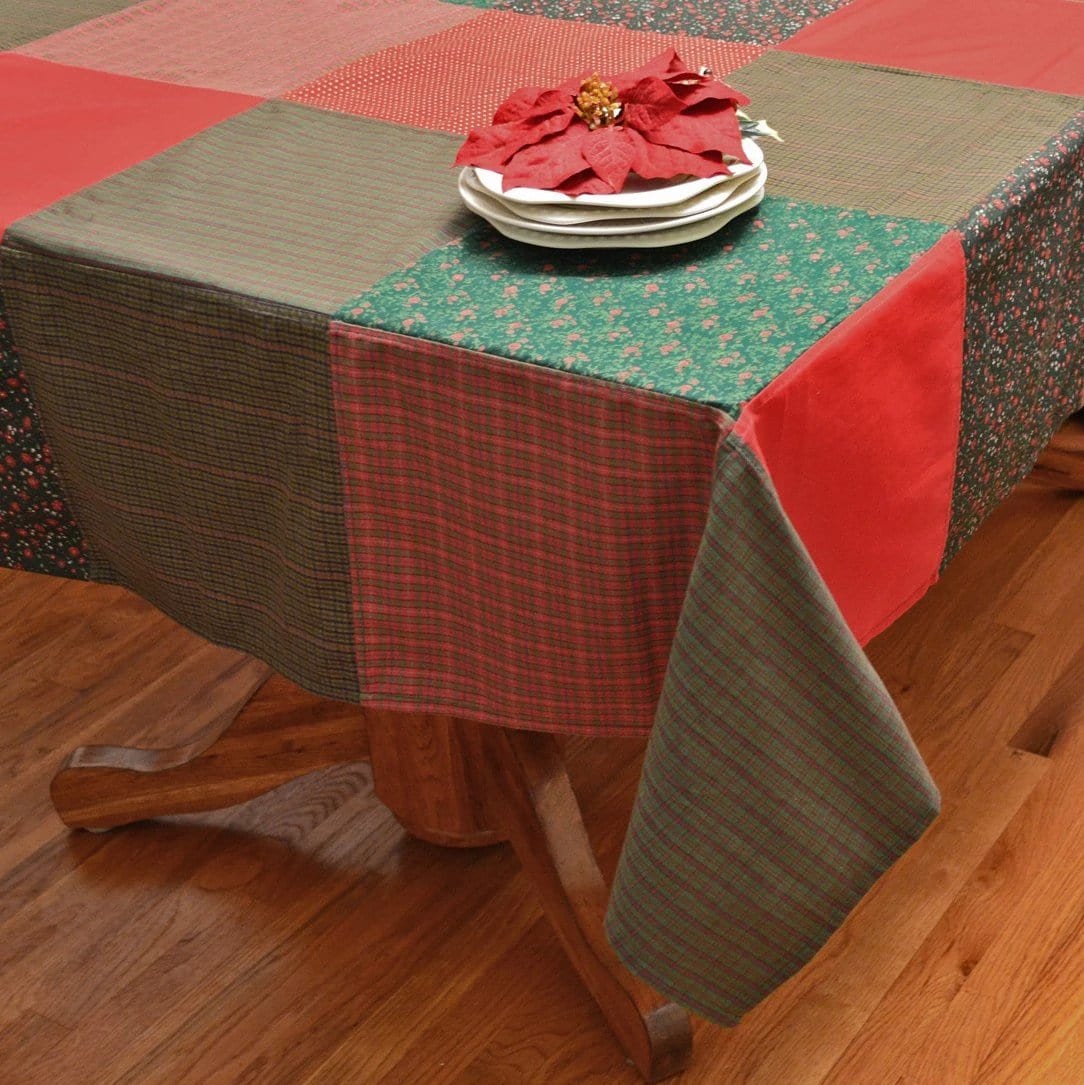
1 0 1081 1024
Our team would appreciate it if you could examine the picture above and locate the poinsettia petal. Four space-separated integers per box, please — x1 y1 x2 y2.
454 124 515 169
629 138 730 181
641 107 748 160
672 80 750 110
455 108 575 170
581 126 636 193
501 127 592 191
621 76 686 132
492 86 566 124
559 169 619 197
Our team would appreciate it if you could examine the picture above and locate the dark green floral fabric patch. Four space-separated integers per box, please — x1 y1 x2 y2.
337 196 944 414
0 290 91 578
435 0 857 45
945 113 1084 566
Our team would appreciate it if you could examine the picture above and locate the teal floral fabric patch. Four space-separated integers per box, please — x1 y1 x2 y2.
337 196 944 413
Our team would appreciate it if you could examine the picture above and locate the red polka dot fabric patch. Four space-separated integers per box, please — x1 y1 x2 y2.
0 54 261 239
281 10 763 133
780 0 1084 96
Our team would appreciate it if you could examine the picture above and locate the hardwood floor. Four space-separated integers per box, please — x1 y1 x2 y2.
0 478 1081 1084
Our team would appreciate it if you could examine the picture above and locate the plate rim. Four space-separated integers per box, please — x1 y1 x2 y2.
476 185 766 250
459 165 767 237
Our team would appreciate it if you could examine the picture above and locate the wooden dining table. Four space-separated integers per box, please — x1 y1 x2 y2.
1 0 1082 1078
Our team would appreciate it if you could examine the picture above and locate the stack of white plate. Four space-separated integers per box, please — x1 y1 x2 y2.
458 138 765 249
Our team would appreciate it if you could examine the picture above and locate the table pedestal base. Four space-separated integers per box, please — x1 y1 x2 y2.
50 675 692 1082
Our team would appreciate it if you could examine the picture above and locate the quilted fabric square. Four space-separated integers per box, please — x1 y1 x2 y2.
283 10 762 132
0 0 138 50
736 234 966 643
435 0 857 46
337 199 945 414
0 54 260 237
724 51 1084 223
0 253 361 701
327 323 723 734
4 103 474 314
781 0 1084 95
18 0 482 97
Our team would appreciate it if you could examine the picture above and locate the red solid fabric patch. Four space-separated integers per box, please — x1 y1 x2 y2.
0 55 261 238
283 11 762 134
735 231 966 645
779 0 1084 96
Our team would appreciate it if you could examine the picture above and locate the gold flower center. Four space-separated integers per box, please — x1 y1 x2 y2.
573 75 622 130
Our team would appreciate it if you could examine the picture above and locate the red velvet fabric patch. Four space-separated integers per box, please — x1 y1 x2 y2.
779 0 1084 96
0 55 261 238
735 231 966 644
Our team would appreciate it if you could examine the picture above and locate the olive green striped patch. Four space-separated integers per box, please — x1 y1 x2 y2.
0 246 361 700
0 0 140 50
607 432 940 1023
725 51 1084 223
5 102 474 315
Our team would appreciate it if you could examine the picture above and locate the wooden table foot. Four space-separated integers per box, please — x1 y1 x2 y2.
1032 411 1084 492
50 679 692 1079
480 726 693 1082
50 669 369 830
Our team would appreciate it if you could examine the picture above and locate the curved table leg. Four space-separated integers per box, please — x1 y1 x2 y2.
50 668 369 830
1032 411 1084 492
480 725 693 1083
50 679 692 1079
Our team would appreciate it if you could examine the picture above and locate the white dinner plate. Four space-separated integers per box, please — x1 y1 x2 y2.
462 161 767 227
472 185 765 249
459 164 766 237
473 138 763 210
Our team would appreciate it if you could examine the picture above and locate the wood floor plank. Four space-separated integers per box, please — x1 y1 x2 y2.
897 662 1084 1085
21 769 390 1085
820 558 1084 1085
971 926 1084 1085
993 497 1084 634
110 828 514 1083
674 744 1049 1085
300 872 538 1085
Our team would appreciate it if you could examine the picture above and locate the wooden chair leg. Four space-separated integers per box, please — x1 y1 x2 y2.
1032 411 1084 492
479 725 693 1083
50 668 369 830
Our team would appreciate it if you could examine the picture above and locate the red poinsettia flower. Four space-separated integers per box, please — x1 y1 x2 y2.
454 48 751 196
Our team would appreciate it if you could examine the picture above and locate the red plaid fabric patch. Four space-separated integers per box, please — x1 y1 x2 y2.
329 324 725 735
